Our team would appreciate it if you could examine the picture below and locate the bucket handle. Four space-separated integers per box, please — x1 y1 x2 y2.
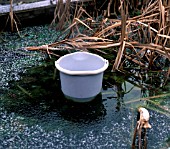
55 59 109 75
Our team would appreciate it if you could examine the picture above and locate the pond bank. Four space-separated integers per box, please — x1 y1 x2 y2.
0 0 93 30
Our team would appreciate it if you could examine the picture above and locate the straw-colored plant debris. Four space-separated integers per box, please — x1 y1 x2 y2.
132 107 151 149
4 0 21 35
26 0 170 72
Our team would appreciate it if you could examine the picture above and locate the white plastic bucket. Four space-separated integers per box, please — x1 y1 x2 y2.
55 52 109 102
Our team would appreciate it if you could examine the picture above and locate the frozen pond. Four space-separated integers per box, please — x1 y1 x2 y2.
0 24 170 148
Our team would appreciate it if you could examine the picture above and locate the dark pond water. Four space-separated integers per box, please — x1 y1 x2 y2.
0 24 170 149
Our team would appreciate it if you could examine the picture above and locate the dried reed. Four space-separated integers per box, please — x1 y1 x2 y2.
5 0 21 35
27 0 170 72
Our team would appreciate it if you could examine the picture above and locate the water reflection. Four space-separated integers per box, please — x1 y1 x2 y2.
57 93 106 123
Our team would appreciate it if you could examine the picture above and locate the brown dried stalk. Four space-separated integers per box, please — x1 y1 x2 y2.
51 0 71 30
10 0 14 32
8 0 20 35
112 0 127 70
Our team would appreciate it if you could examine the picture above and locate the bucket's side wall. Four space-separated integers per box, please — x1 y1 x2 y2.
59 72 104 100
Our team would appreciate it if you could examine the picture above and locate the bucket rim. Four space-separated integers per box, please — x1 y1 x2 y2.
55 52 109 75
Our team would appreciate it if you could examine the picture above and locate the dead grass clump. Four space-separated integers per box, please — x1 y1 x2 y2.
26 0 170 73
